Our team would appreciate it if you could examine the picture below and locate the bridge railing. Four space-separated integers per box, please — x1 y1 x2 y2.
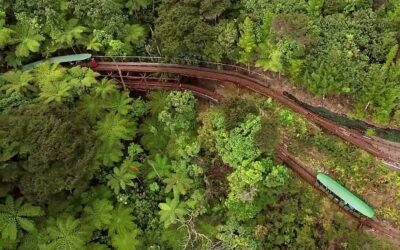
93 56 272 87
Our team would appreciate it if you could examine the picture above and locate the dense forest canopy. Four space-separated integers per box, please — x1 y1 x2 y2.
0 0 400 249
0 0 399 123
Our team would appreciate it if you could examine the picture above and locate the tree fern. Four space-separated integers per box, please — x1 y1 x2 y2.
0 70 36 96
37 79 73 104
159 198 187 228
125 0 151 13
104 91 133 115
96 113 135 144
78 95 106 122
11 15 44 58
67 66 99 89
82 199 113 230
163 171 193 197
146 91 169 116
96 140 125 166
107 205 137 235
0 11 14 49
55 19 87 48
0 196 43 240
106 166 136 194
41 216 89 250
33 62 67 87
139 118 169 152
111 230 139 250
146 153 171 180
93 78 118 99
123 24 145 45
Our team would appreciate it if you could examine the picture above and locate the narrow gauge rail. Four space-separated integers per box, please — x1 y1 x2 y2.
276 148 400 243
92 60 399 167
18 55 400 241
124 81 223 103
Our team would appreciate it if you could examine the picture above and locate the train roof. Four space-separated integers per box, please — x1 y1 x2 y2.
317 173 375 218
22 53 92 70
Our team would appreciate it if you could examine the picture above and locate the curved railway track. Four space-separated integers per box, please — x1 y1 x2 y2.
124 81 223 103
93 60 400 242
93 61 400 169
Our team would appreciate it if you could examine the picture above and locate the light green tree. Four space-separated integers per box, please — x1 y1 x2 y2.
0 196 43 240
0 70 35 96
159 197 187 228
107 166 136 194
107 205 137 235
82 199 113 230
238 17 257 67
111 230 140 250
41 216 89 250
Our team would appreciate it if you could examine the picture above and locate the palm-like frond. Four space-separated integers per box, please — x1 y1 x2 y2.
163 171 193 196
139 118 169 152
106 166 136 194
105 91 133 115
146 153 171 180
96 140 125 166
158 198 187 228
0 196 43 240
111 230 139 250
93 78 118 99
123 24 145 45
146 91 169 116
125 0 151 12
56 19 87 47
0 27 14 49
43 216 89 250
33 62 67 87
38 79 73 104
0 70 36 96
0 11 13 49
78 95 106 122
11 18 44 58
67 66 100 89
96 113 135 144
82 199 113 230
107 205 136 236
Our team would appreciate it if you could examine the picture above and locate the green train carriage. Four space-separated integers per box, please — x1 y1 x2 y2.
22 53 93 70
316 173 375 218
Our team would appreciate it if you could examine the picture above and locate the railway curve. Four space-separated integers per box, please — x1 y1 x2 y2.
93 59 400 168
93 60 400 242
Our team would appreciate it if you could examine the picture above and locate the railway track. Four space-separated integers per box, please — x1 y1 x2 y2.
124 81 223 103
276 147 400 243
93 60 400 242
93 61 400 169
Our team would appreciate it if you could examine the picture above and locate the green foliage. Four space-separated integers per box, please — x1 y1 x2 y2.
41 216 89 250
238 17 257 65
11 14 44 60
82 199 113 230
107 166 136 194
159 197 187 228
96 113 135 166
0 196 43 240
158 91 197 133
107 205 137 235
0 70 35 96
0 104 97 202
111 230 139 250
216 115 262 168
